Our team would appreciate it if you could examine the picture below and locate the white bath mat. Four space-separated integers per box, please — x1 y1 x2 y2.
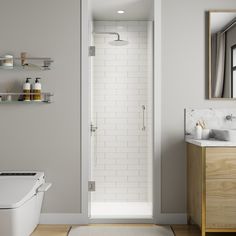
69 225 174 236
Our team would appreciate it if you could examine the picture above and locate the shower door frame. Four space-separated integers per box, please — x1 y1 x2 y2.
80 0 162 224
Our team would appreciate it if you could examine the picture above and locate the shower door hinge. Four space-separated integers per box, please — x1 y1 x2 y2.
90 123 98 133
88 181 96 191
89 46 95 57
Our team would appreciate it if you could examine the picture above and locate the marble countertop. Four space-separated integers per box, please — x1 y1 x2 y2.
185 137 236 147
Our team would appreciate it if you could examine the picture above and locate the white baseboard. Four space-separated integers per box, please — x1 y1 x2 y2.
40 213 187 225
40 214 88 224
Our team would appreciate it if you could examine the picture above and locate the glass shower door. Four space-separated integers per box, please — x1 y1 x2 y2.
90 20 153 219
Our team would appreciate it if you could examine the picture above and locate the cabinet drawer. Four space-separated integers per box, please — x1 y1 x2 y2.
206 179 236 228
206 148 236 179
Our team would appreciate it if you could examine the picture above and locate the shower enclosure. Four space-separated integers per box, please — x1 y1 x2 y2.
90 20 154 219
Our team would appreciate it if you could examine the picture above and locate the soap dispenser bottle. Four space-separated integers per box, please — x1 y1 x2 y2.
23 78 31 101
194 122 202 140
33 77 42 101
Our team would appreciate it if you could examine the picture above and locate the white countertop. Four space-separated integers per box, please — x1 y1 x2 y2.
186 137 236 147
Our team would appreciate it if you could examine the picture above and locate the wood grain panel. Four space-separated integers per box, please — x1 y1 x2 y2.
172 225 200 236
206 148 236 179
187 143 203 228
206 179 236 228
31 225 70 236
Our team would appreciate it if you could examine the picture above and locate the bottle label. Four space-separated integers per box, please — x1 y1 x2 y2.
23 89 30 101
33 89 41 101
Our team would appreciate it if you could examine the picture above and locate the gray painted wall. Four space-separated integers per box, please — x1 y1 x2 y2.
0 0 81 213
1 0 236 216
162 0 236 213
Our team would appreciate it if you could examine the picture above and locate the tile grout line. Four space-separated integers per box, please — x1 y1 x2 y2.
170 225 177 236
67 226 72 236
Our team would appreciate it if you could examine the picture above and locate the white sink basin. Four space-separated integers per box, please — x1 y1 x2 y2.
212 129 236 142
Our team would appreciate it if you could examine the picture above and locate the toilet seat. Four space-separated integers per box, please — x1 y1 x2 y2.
0 171 51 236
0 172 45 209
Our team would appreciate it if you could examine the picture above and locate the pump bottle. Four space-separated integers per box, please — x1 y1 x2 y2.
23 78 31 101
33 78 42 101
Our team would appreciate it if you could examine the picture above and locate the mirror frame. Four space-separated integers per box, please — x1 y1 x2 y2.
208 10 236 100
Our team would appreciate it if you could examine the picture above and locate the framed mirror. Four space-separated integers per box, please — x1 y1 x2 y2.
209 11 236 99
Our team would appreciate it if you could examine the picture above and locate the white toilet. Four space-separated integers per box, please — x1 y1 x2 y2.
0 171 51 236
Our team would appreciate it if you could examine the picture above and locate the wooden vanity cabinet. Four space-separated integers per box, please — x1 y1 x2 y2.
187 143 236 236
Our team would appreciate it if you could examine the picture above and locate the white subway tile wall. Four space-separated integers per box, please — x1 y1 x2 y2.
91 21 153 203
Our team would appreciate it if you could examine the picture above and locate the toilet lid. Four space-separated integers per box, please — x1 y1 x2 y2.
0 178 40 209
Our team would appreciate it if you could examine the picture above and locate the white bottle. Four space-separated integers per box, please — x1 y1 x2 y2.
33 78 42 101
194 123 202 140
23 78 31 101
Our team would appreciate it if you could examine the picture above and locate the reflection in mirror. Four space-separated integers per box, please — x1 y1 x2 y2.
209 11 236 99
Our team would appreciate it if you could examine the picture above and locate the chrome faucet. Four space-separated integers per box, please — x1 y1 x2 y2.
226 114 236 121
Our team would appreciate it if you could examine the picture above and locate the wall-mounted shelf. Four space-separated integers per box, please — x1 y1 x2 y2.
0 92 53 103
0 57 53 71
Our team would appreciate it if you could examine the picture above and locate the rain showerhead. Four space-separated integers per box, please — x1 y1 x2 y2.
93 31 129 46
109 39 129 46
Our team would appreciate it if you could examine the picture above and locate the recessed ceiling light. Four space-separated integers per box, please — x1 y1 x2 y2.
117 10 125 14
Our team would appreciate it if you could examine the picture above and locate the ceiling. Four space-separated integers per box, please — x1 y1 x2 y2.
91 0 154 21
211 12 236 33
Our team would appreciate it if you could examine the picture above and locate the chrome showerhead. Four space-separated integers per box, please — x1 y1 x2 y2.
109 39 129 46
93 31 129 46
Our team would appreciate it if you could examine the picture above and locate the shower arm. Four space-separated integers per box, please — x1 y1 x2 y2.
93 32 121 41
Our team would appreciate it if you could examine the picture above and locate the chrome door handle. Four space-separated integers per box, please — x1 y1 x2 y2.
142 105 146 131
